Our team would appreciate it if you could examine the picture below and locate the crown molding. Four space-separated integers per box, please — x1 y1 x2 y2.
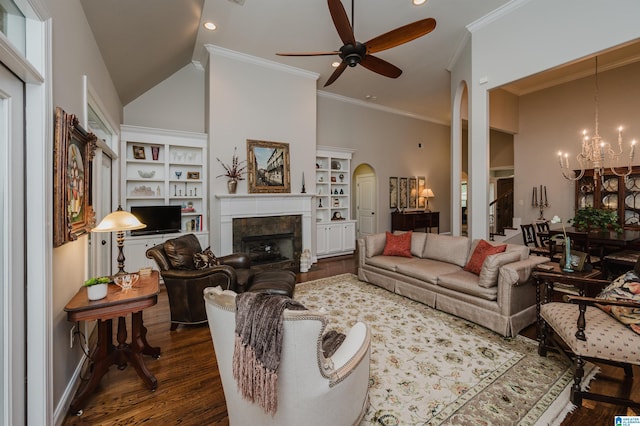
205 44 320 81
466 0 531 33
316 91 448 126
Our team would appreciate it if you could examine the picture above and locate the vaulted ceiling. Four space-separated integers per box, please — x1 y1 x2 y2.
81 0 640 124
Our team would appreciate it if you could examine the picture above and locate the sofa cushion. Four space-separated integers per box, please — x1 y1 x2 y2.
394 231 428 257
423 234 470 267
163 234 202 270
478 251 522 288
396 259 462 285
383 231 413 257
365 233 387 258
438 270 499 301
366 255 417 272
464 240 506 275
468 239 529 262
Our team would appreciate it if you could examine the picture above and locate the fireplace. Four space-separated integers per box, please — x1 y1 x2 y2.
233 215 302 271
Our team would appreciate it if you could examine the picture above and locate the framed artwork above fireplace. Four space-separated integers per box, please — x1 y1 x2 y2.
246 139 291 193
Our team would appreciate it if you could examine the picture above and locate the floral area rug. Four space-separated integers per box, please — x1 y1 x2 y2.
294 274 594 425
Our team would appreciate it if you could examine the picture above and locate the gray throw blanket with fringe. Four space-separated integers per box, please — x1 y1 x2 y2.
232 292 306 415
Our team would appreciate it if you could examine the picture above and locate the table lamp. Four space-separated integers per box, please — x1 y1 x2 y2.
421 188 435 212
92 205 146 275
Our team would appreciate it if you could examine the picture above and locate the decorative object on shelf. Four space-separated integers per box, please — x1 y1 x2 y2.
137 170 155 178
389 177 398 209
175 170 182 180
558 57 637 184
333 198 340 207
53 107 97 247
420 188 435 212
340 189 344 194
92 206 146 275
131 185 155 196
187 171 200 180
151 146 160 161
331 160 341 170
301 172 306 193
84 276 111 300
331 176 337 183
247 140 290 193
318 199 323 208
132 145 146 160
334 189 339 194
532 185 549 220
156 186 161 196
570 206 622 233
216 146 247 194
332 211 343 220
339 173 344 182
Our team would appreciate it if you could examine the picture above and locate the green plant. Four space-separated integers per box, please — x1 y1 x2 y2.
84 276 111 287
569 207 622 233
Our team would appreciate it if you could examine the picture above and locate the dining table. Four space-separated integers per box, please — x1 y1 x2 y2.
545 227 640 250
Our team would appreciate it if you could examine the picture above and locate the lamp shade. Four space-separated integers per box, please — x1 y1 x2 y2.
92 208 146 232
420 188 435 198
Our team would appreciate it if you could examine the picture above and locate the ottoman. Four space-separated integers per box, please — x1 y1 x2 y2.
248 270 296 297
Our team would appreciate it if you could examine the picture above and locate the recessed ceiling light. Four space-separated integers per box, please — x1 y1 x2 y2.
332 61 341 68
203 22 217 31
365 95 377 101
413 0 427 5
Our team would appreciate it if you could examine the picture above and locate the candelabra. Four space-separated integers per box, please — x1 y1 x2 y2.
557 57 636 185
532 185 549 221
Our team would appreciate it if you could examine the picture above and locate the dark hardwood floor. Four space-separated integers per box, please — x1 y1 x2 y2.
62 255 638 425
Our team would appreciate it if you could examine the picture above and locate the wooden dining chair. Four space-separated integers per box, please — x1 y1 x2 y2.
536 221 551 246
520 224 551 257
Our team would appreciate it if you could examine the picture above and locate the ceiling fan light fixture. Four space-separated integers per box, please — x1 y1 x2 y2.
331 61 341 68
203 22 217 31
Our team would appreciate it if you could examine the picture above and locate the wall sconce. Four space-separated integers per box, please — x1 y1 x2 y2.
92 206 146 275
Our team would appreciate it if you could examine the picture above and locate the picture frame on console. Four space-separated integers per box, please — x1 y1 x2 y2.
246 139 291 193
53 106 97 247
389 177 398 209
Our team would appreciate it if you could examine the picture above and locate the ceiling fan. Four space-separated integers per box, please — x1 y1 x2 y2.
276 0 436 87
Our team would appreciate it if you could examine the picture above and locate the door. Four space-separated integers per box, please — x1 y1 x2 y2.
356 173 376 238
1 62 26 426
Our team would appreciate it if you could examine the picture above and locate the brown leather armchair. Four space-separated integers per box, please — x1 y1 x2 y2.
146 233 255 330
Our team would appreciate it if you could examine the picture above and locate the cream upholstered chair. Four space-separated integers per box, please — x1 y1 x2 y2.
204 286 371 425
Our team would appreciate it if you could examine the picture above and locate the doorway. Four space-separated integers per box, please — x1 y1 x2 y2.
354 164 377 238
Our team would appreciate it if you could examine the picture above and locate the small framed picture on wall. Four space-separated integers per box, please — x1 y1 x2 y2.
399 177 408 209
409 177 417 209
389 177 398 209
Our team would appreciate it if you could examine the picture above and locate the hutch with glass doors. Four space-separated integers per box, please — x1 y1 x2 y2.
315 147 356 258
120 125 209 272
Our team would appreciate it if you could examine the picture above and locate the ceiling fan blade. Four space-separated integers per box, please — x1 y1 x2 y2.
365 18 436 54
324 62 348 87
360 55 402 79
277 51 339 56
328 0 356 46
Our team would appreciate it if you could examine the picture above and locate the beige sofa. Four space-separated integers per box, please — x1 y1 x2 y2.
357 232 548 337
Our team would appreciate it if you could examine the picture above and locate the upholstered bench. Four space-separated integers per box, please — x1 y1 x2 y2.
249 269 296 297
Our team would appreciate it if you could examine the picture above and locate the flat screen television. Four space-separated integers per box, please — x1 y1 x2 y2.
130 205 182 236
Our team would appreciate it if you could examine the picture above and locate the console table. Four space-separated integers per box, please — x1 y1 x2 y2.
64 271 161 415
391 211 439 233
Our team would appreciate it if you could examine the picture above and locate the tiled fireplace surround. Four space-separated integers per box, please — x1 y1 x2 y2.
215 194 314 266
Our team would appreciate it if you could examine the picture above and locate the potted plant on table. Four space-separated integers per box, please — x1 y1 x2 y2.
84 276 111 300
570 207 622 233
216 147 246 194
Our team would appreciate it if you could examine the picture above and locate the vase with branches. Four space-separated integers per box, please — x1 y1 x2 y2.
216 147 246 194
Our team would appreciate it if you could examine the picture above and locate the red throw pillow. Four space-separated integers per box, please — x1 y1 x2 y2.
382 231 413 258
464 239 507 275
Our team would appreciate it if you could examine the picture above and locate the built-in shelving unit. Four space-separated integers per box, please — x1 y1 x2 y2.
315 146 356 258
120 125 209 272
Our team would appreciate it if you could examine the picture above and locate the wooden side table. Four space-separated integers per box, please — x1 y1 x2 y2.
64 271 161 415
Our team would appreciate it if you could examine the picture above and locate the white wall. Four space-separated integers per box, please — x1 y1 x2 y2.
516 61 640 225
205 46 318 253
48 0 122 416
317 94 451 232
124 63 205 132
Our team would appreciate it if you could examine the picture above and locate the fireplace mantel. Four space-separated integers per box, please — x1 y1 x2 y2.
215 194 314 256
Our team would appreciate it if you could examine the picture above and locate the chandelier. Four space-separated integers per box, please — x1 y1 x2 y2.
557 57 636 183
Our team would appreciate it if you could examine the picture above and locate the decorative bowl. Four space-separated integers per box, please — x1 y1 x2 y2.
138 170 155 178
